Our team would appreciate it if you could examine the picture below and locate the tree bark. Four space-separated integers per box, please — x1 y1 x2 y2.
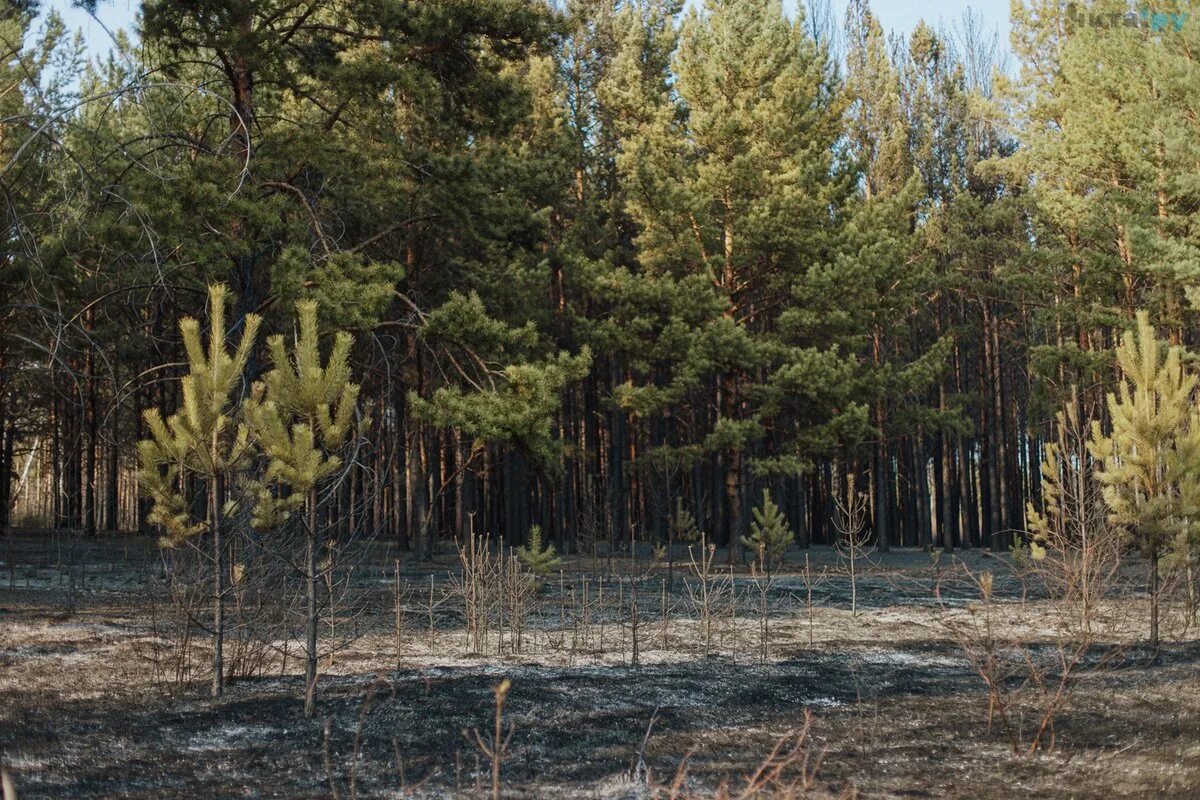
304 486 319 717
210 475 224 699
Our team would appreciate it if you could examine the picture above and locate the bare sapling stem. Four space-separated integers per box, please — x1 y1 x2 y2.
466 678 513 800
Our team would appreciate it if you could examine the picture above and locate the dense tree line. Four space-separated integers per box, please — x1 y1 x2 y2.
4 0 1200 561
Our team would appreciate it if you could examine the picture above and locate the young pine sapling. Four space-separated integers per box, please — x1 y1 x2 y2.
247 299 361 717
1089 312 1200 646
741 488 792 578
516 524 561 579
138 284 261 699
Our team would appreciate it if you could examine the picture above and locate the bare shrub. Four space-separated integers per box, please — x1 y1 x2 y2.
941 568 1025 746
225 545 296 681
799 554 827 648
502 552 537 655
451 524 537 656
1025 407 1125 639
945 407 1127 754
833 475 871 618
750 551 777 663
1159 565 1200 642
653 709 839 799
129 533 297 694
684 533 733 657
133 574 200 694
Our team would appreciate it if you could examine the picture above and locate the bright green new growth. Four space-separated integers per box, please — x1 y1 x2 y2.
245 297 361 718
136 284 261 700
137 284 262 546
249 299 358 497
1090 312 1200 552
136 437 203 545
1089 311 1200 644
1024 422 1066 564
517 524 561 577
742 489 792 573
247 300 360 530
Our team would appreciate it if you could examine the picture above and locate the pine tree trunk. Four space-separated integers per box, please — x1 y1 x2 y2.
722 372 742 564
609 360 628 550
393 391 407 549
915 435 932 550
0 427 11 534
227 14 261 339
373 401 385 536
954 331 975 548
84 316 97 537
51 397 62 528
792 474 809 548
429 429 443 544
940 431 957 552
63 393 81 530
959 438 974 548
872 318 890 552
0 395 10 535
453 430 465 542
1150 547 1160 648
304 486 319 717
105 406 119 531
873 436 889 552
210 474 224 699
988 306 1009 549
411 420 429 559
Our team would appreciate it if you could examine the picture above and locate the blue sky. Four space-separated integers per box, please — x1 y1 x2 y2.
41 0 136 57
829 0 1011 46
41 0 1013 63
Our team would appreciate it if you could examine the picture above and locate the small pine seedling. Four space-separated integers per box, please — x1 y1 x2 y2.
742 489 792 574
517 525 562 577
668 497 700 545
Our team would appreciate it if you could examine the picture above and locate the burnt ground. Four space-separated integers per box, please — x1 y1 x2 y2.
2 534 1199 799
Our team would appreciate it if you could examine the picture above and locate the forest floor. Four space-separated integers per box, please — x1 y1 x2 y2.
2 533 1199 799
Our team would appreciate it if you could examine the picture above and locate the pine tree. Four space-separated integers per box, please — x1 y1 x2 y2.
822 6 954 552
615 0 855 557
1002 0 1200 393
247 298 360 717
1089 311 1200 646
517 524 561 578
135 0 552 325
668 497 700 545
742 489 792 575
137 285 261 698
0 7 84 537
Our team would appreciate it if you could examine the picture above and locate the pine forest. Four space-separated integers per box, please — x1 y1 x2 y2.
3 1 1200 797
